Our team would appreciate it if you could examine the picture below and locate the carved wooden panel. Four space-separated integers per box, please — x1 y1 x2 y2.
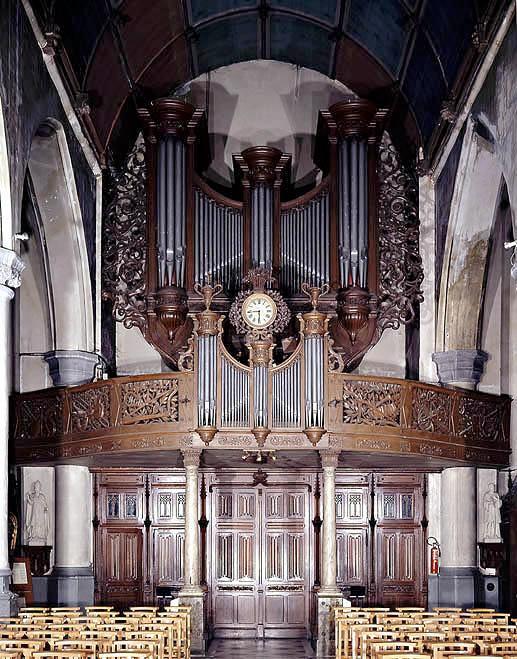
154 529 184 585
99 528 143 607
336 483 369 593
120 379 179 425
209 482 309 638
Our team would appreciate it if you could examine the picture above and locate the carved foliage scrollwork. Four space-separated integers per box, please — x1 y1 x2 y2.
342 380 401 427
411 388 451 435
457 396 506 445
16 396 63 441
377 133 424 332
102 134 147 330
70 386 111 433
121 379 179 425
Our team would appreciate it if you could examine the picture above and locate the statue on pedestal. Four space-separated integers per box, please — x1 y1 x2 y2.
483 483 502 542
25 480 49 545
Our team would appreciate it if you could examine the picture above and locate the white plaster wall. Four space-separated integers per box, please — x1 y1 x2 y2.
426 473 441 549
116 324 162 375
188 61 354 187
355 327 405 378
418 176 437 382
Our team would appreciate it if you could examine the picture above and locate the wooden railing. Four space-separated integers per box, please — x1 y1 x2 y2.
11 372 510 466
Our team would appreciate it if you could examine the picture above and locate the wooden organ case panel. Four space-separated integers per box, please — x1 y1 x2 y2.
374 474 426 607
209 481 311 639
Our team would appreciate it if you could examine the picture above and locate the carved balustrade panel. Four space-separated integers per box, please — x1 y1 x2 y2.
327 374 510 466
12 373 195 462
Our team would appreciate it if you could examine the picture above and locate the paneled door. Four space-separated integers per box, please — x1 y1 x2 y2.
210 484 310 638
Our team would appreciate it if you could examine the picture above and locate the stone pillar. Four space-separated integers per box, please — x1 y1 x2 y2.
179 448 204 653
0 247 24 615
431 467 478 608
432 349 488 390
49 466 93 605
317 450 341 658
43 350 100 386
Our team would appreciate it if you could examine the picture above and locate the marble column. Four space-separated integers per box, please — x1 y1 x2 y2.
179 448 204 653
430 467 478 609
0 247 24 615
49 466 93 605
317 450 341 658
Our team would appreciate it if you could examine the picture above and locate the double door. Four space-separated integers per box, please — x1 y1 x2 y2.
209 483 310 638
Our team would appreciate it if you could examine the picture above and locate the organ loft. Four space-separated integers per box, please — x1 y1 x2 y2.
1 1 517 656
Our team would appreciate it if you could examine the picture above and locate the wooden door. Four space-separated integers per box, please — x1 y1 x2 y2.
262 487 308 638
210 483 310 638
374 475 425 607
100 528 143 606
211 487 260 637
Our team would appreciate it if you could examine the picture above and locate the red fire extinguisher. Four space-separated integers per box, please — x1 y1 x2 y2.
427 536 441 575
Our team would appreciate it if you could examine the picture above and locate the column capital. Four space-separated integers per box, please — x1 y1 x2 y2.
0 247 24 289
319 449 340 469
432 349 488 389
182 448 202 468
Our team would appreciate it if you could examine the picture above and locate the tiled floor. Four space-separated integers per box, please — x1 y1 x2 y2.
204 638 315 658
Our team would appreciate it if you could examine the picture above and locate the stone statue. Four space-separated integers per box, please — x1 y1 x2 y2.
483 482 502 542
25 480 50 545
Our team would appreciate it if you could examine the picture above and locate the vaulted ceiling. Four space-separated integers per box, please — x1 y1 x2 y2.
34 0 508 161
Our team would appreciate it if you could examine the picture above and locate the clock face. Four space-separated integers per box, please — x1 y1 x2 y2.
242 293 278 329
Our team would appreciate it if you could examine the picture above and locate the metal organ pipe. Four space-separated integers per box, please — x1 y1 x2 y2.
280 191 330 294
304 336 324 429
155 135 187 288
221 356 249 428
251 185 273 268
194 188 243 290
338 137 369 289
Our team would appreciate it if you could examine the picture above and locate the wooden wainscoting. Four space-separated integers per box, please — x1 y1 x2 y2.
93 468 427 631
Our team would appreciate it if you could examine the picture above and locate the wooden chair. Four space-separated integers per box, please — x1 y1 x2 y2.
406 633 448 652
49 641 99 659
367 641 417 659
0 639 45 659
0 651 22 659
33 653 90 659
112 642 156 659
357 631 396 659
98 653 153 659
488 643 517 655
122 634 164 659
428 642 476 659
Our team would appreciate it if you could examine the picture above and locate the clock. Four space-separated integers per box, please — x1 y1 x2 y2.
242 292 278 329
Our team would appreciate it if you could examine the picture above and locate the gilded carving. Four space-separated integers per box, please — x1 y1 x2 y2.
121 379 179 425
70 386 111 433
342 380 401 426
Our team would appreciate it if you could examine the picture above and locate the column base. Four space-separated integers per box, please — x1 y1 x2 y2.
428 568 478 609
0 572 19 616
316 592 342 657
178 588 205 655
44 567 94 606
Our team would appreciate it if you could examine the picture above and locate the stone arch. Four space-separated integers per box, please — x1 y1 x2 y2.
437 116 505 353
0 97 12 247
17 119 97 389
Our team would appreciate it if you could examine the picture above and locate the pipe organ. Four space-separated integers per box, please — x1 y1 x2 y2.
102 95 424 443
